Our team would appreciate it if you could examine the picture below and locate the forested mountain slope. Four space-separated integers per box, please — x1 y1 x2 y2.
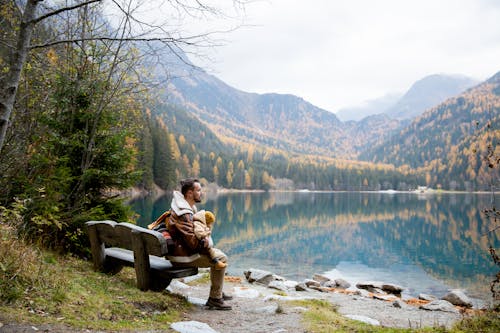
360 72 500 190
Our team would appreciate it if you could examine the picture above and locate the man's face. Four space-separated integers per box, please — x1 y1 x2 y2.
192 182 202 203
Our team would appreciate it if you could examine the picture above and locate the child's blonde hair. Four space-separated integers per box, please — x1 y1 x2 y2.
205 211 215 227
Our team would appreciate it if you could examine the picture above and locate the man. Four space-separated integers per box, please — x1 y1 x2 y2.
166 178 232 310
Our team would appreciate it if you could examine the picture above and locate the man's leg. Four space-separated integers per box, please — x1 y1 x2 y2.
173 255 226 299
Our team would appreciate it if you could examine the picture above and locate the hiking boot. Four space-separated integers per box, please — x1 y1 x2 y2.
222 292 233 300
206 297 232 310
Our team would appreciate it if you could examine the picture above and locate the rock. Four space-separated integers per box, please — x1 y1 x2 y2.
268 280 288 292
323 280 337 288
382 283 404 295
186 296 206 306
353 289 371 298
167 279 190 291
244 268 275 285
335 278 351 289
313 273 331 284
233 286 260 298
283 280 299 289
171 320 219 333
373 294 397 302
304 279 321 288
420 300 460 313
295 282 308 291
393 299 406 308
418 293 437 301
356 281 384 292
344 314 380 326
441 290 473 308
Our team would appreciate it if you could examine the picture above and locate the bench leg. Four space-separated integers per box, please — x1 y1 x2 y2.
149 275 172 292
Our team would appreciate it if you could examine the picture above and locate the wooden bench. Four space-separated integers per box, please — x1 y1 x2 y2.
85 220 198 291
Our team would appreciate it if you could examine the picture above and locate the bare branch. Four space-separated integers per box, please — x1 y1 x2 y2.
28 35 204 49
31 0 102 25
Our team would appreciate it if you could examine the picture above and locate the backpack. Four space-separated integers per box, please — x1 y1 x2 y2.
148 210 174 253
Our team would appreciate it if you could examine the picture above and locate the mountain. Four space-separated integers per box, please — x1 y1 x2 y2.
360 71 500 190
336 93 402 121
165 65 356 157
385 74 478 120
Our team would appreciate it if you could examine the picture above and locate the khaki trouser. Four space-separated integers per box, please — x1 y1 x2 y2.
173 254 227 299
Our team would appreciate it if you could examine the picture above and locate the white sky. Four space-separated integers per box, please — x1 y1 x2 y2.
146 0 500 113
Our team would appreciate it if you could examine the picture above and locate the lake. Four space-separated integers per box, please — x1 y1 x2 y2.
129 191 500 304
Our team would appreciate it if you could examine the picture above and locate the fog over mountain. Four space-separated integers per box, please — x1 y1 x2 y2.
336 74 478 122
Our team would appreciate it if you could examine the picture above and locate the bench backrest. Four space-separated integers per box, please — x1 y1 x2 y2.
86 220 168 257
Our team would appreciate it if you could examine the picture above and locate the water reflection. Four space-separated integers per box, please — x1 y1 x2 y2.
129 191 500 301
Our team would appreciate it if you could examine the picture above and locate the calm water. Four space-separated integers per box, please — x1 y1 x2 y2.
129 191 500 303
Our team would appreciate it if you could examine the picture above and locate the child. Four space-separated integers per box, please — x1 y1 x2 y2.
192 210 227 270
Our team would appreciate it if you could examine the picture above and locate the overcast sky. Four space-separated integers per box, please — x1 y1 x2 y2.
171 0 500 113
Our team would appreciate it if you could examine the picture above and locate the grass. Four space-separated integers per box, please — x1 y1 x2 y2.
0 222 191 331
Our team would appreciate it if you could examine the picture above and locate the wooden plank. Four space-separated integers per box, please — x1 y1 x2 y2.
131 230 151 291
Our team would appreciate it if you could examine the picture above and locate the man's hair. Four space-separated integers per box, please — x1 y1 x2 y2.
180 178 200 196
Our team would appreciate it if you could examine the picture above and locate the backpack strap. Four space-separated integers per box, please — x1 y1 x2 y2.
147 210 171 230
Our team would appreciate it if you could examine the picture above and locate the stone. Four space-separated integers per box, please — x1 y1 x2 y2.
166 279 190 291
418 293 437 301
283 280 299 289
335 278 351 289
441 290 473 308
382 283 404 295
304 279 321 288
356 281 384 292
392 299 405 308
244 268 275 285
268 280 288 292
373 294 397 302
295 282 308 291
353 289 371 298
420 300 459 313
323 280 337 288
344 314 380 326
171 321 219 333
186 296 206 306
313 273 331 284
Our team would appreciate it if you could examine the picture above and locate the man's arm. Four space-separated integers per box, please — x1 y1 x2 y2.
174 213 210 251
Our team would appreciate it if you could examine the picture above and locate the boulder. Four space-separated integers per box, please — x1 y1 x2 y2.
382 283 404 295
441 290 473 308
323 280 337 288
244 268 275 286
420 300 459 313
335 278 351 289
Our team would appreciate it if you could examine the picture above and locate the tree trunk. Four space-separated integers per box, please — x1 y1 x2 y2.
0 0 39 152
